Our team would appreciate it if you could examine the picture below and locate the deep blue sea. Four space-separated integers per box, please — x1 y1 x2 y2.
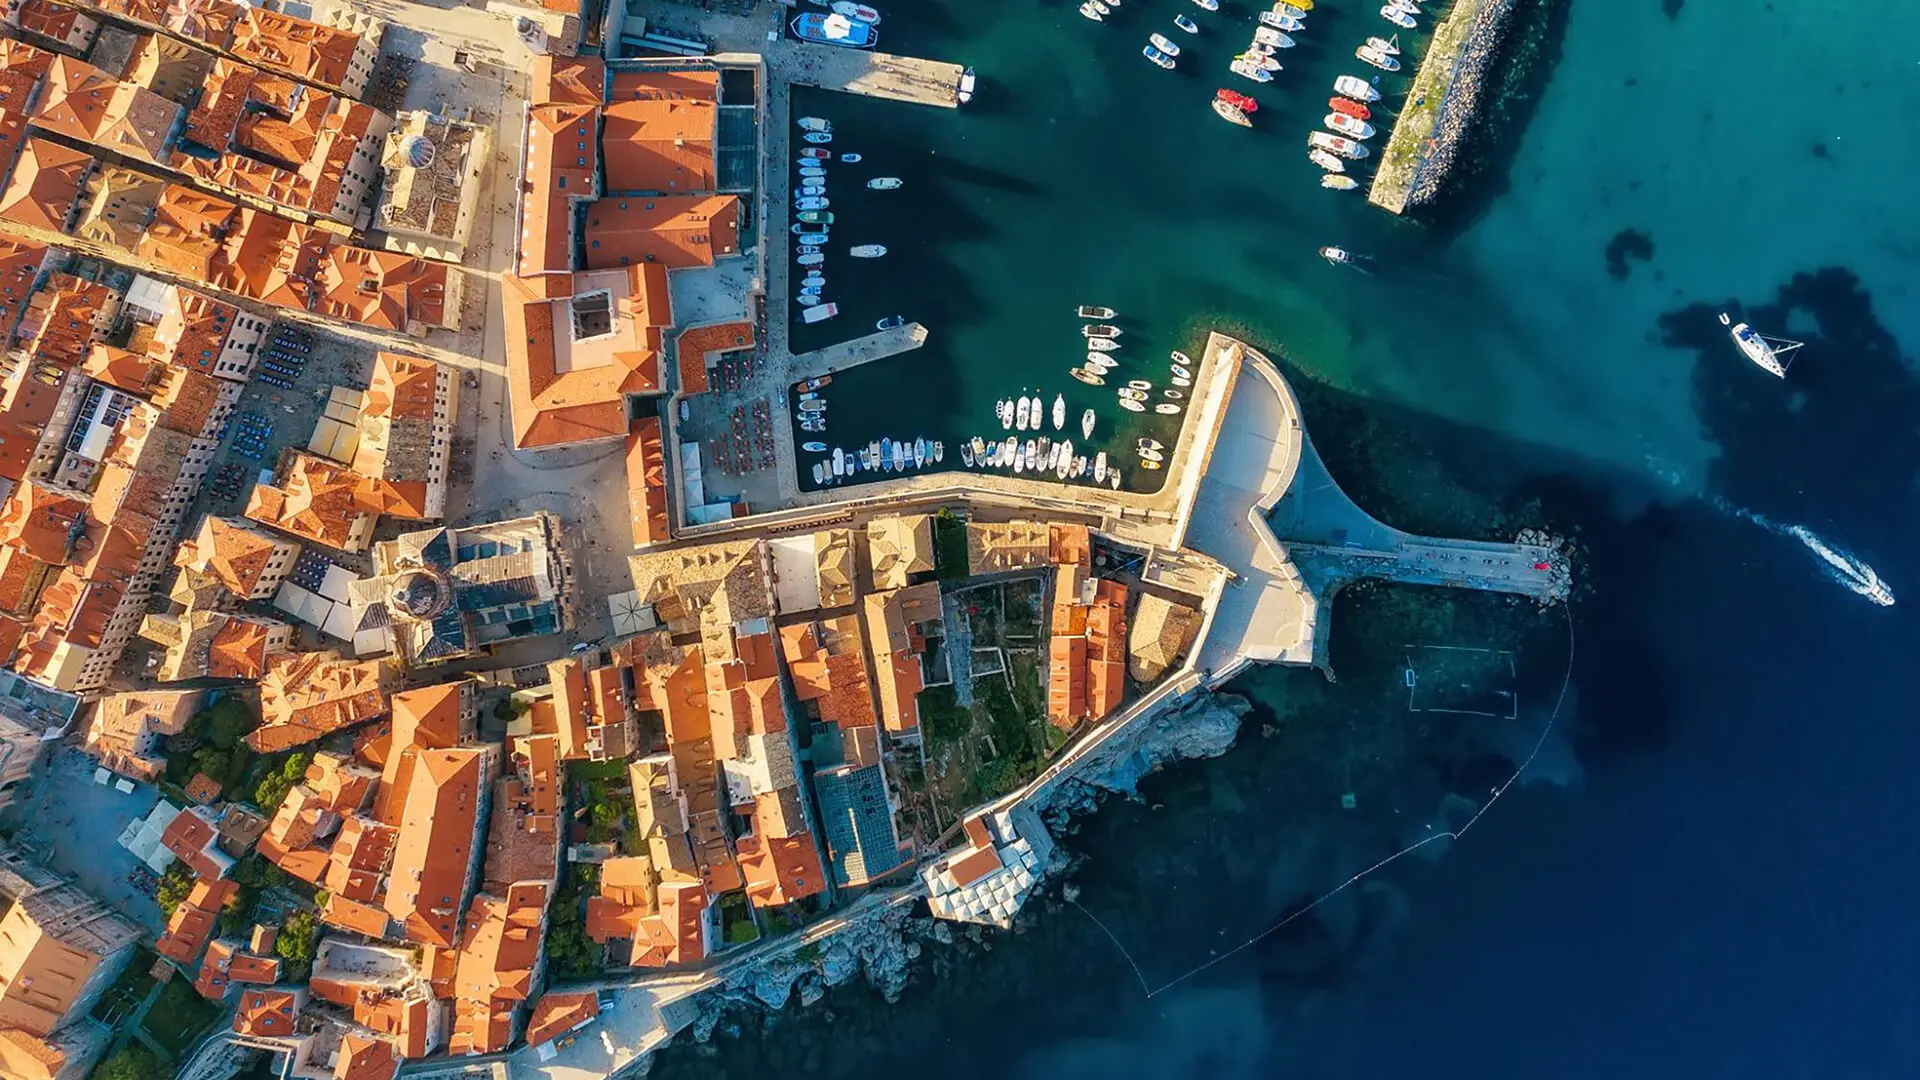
659 0 1920 1074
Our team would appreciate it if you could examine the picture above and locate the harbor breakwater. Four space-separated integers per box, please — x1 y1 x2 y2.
1371 0 1522 214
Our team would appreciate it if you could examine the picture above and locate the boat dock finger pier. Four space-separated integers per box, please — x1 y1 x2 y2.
790 48 966 109
1367 0 1521 215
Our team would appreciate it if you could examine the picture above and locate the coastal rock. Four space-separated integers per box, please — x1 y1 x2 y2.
1048 691 1249 804
931 920 954 945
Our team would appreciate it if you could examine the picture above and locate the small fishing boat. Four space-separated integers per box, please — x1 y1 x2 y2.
914 437 927 468
1070 368 1107 386
794 193 829 208
798 116 831 132
1086 337 1121 352
1086 356 1117 371
1138 448 1164 463
793 12 877 48
1255 13 1296 36
958 67 977 104
1309 148 1346 172
1150 33 1181 56
801 301 838 321
1083 324 1122 339
1231 58 1275 82
1367 35 1401 55
812 462 826 485
850 244 886 257
1330 97 1372 120
893 441 907 470
798 252 825 265
1170 364 1192 380
1094 452 1110 484
1140 459 1164 471
803 131 833 144
932 441 944 464
1260 12 1304 32
1002 436 1018 464
1720 312 1801 377
794 232 829 245
1118 389 1149 403
1357 45 1400 71
1081 409 1096 439
1217 88 1259 113
1143 45 1176 70
1056 441 1075 479
1109 472 1122 489
802 441 827 452
799 399 828 414
1240 50 1282 72
798 295 825 308
840 152 862 162
1126 379 1152 390
1046 442 1063 473
1119 398 1146 413
830 1 881 24
1322 175 1359 191
1164 389 1184 400
1052 394 1066 431
876 315 906 330
1309 131 1370 159
799 375 833 392
1192 0 1218 9
1137 437 1165 451
972 435 986 459
1325 113 1375 139
1320 246 1355 265
961 442 975 467
1382 5 1417 27
1155 403 1182 415
800 147 831 160
1213 99 1252 127
1335 74 1381 102
866 177 903 189
1172 375 1193 387
1016 396 1032 431
799 184 827 197
1274 1 1310 16
1175 13 1199 32
1254 26 1296 48
1077 305 1117 319
1079 2 1104 20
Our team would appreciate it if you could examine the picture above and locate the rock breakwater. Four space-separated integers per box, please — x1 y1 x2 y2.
1406 0 1522 208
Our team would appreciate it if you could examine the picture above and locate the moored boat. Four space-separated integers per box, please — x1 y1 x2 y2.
799 375 833 392
1143 45 1176 70
1094 452 1109 484
1367 34 1401 55
876 315 906 330
1119 398 1146 413
961 442 975 467
1175 13 1199 32
1192 0 1217 8
1309 148 1346 172
840 152 862 163
800 147 831 159
793 12 877 48
1321 175 1359 191
812 462 826 485
1309 131 1370 159
802 131 833 144
1170 363 1192 380
958 67 977 104
1357 45 1400 71
1325 112 1375 139
830 1 880 24
1082 409 1096 439
1086 355 1117 371
794 197 829 210
1216 88 1259 113
1334 74 1381 102
1231 58 1275 82
1016 396 1032 430
1719 312 1801 377
1255 14 1296 37
866 177 903 189
850 244 886 257
914 437 927 467
1382 5 1417 27
1052 394 1066 431
1126 379 1152 390
1330 97 1371 119
1240 49 1282 72
1212 98 1252 127
1086 336 1121 352
893 441 906 470
798 116 831 132
933 441 944 463
797 252 825 265
1079 1 1104 20
1082 324 1122 339
1150 33 1181 56
1154 403 1182 415
1077 304 1117 319
802 441 826 452
972 435 986 460
1070 368 1106 386
801 301 838 321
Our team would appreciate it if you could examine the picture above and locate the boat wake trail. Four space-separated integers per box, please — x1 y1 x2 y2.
1716 500 1895 607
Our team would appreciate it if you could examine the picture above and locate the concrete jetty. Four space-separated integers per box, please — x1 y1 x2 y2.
791 49 965 109
1368 0 1520 214
793 322 929 374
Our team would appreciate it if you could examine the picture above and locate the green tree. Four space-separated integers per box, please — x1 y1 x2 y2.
276 909 318 972
92 1045 167 1080
200 696 256 750
155 863 194 918
251 751 313 812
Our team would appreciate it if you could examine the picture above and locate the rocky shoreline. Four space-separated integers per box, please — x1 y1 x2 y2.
655 691 1253 1069
1407 0 1522 209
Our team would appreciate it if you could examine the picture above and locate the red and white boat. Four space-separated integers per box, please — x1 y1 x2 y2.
1329 97 1370 120
1324 112 1375 139
1216 88 1259 113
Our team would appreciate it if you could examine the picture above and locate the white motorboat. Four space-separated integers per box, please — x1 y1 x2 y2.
803 131 833 144
1150 33 1181 57
1213 99 1253 127
1357 45 1400 71
1170 363 1192 379
798 295 825 308
812 462 826 485
1325 112 1375 139
892 441 906 471
795 197 829 210
1164 388 1184 400
1382 5 1417 27
1087 337 1121 352
1046 442 1063 473
1119 398 1146 413
832 448 847 476
1016 396 1032 431
1175 13 1199 33
1261 11 1304 32
1143 45 1176 70
1126 379 1152 390
1172 375 1192 387
802 441 827 453
840 152 862 162
1109 471 1122 490
1083 324 1122 339
1138 448 1164 463
799 184 826 197
1070 368 1107 386
1056 440 1075 479
1094 452 1109 484
1086 355 1117 371
1256 11 1297 33
1002 436 1018 465
1093 0 1112 12
794 232 829 245
1192 0 1218 8
830 1 880 24
961 441 975 467
1118 388 1148 401
798 116 831 132
1029 395 1044 427
1720 312 1801 377
1136 437 1165 451
1081 409 1096 439
1240 49 1282 72
1079 2 1104 21
997 398 1013 429
1367 35 1401 55
958 67 976 104
1335 74 1381 102
1078 304 1117 319
1320 246 1355 265
1390 0 1422 12
972 435 986 460
1272 1 1310 17
933 441 944 463
1254 26 1296 47
802 301 839 322
1052 394 1066 430
914 437 927 467
1322 175 1359 191
866 177 903 189
1170 350 1192 367
1231 58 1275 83
797 252 825 265
1310 148 1346 172
1309 131 1370 159
850 244 886 257
1155 403 1182 415
799 169 827 181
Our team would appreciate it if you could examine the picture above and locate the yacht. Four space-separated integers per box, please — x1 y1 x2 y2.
1138 448 1164 464
1016 396 1032 430
1322 175 1359 190
1309 148 1347 172
1261 12 1304 32
1083 324 1122 339
1052 394 1067 430
1150 33 1181 56
1720 312 1801 377
1212 98 1253 127
1056 441 1076 479
1357 45 1400 71
1367 35 1401 55
1254 26 1295 47
1335 74 1381 102
1087 337 1122 352
1325 112 1375 139
1382 5 1417 27
1094 452 1109 484
1143 45 1177 70
850 244 887 257
833 448 849 476
1003 436 1018 465
1273 1 1310 16
830 1 880 23
1029 395 1045 426
866 177 904 189
1082 409 1096 439
958 67 977 104
1078 305 1117 319
1309 131 1370 159
1231 58 1275 83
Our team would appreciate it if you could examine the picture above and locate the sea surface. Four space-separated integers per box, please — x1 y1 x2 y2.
661 0 1920 1075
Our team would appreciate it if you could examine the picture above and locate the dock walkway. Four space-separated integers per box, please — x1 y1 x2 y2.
791 48 964 108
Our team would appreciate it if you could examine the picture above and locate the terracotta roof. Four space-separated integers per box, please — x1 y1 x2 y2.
447 884 547 1055
533 56 604 106
313 246 450 331
736 790 826 907
209 207 327 309
525 990 599 1048
629 879 708 968
624 416 670 545
245 452 374 551
250 651 389 752
502 265 671 449
324 813 395 902
307 751 378 813
601 81 717 192
583 194 739 271
0 481 87 565
137 185 238 280
378 681 470 821
229 7 364 91
349 352 445 519
319 893 390 939
155 877 237 964
383 747 488 948
164 0 245 50
333 1034 400 1080
160 806 233 880
0 138 90 233
232 988 300 1037
517 102 598 277
82 688 199 782
0 237 47 329
176 515 295 598
29 56 180 165
672 320 752 395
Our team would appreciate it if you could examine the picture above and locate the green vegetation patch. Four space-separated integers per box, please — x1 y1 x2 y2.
92 1045 168 1080
719 892 759 945
249 751 313 815
141 979 219 1056
90 947 157 1027
933 510 969 580
545 863 605 981
163 695 257 794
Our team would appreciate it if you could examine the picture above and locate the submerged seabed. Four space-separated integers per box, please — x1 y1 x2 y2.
667 0 1920 1075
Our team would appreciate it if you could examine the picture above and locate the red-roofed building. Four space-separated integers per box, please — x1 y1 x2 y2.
524 991 598 1049
0 138 93 233
446 882 547 1055
232 987 303 1038
160 805 234 880
502 265 670 450
625 415 669 546
229 7 380 97
155 877 237 965
383 746 494 948
582 194 739 271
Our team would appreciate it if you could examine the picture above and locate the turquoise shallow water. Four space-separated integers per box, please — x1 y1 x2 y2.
664 1 1920 1076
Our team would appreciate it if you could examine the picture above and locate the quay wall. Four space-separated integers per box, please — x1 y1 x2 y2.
1369 0 1521 214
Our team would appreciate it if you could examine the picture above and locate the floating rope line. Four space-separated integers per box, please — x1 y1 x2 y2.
1075 603 1577 999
